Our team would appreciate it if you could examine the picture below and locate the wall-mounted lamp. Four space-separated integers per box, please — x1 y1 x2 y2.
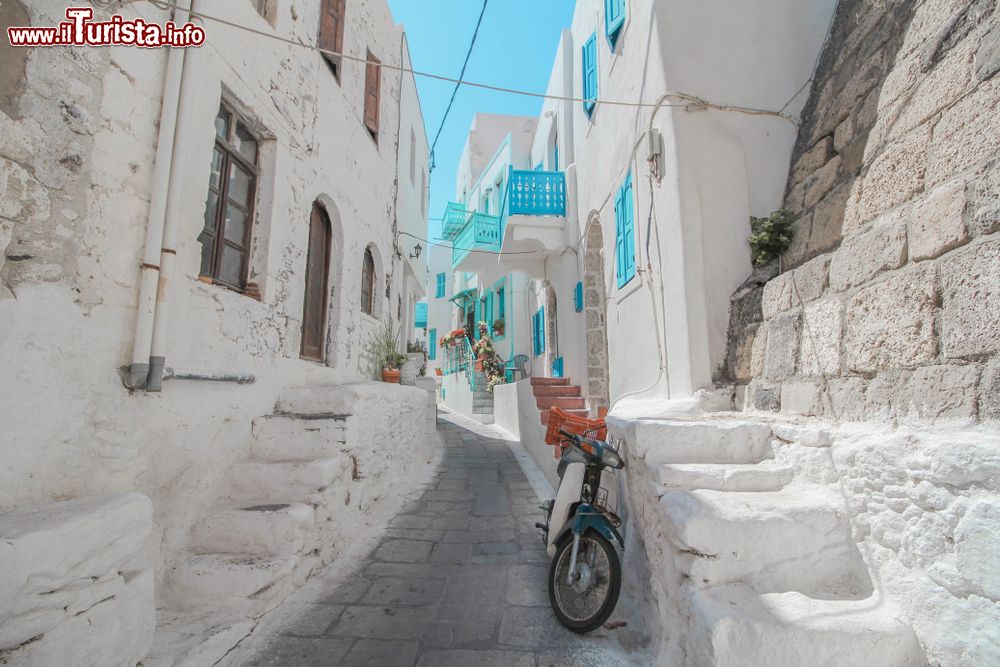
409 243 423 260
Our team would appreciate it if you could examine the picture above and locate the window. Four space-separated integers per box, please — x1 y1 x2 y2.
361 247 375 315
409 128 416 184
199 102 259 291
605 0 626 48
415 302 427 328
532 306 546 356
574 281 583 312
421 169 427 217
582 32 598 117
318 0 346 81
364 50 381 143
484 291 493 325
301 203 333 362
497 285 505 321
615 171 636 288
429 328 437 360
436 272 446 298
480 188 492 215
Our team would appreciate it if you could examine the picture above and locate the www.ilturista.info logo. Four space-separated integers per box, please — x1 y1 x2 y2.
7 7 205 48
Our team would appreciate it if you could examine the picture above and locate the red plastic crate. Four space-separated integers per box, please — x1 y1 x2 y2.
544 406 607 459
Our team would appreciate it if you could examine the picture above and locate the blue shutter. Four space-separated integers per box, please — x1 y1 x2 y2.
622 171 636 284
582 33 598 116
436 272 446 298
574 282 583 312
614 186 625 287
498 286 505 320
531 311 538 355
539 306 546 355
429 328 437 360
486 291 493 325
552 357 564 378
605 0 625 47
414 302 427 328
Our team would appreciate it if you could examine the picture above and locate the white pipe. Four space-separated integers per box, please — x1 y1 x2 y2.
126 0 193 389
146 0 200 392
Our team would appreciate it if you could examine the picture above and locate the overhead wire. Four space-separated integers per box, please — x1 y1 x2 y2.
143 0 797 124
428 0 489 172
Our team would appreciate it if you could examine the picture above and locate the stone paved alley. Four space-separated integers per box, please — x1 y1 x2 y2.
238 411 650 666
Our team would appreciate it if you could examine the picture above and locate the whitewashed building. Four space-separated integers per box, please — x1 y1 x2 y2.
435 0 1000 665
0 0 433 663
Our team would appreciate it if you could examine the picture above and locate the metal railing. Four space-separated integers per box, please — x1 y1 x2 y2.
507 168 566 217
451 212 501 265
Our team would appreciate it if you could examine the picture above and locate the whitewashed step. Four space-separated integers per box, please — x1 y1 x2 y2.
168 553 297 613
660 488 867 594
652 461 794 492
189 503 314 557
223 457 349 505
250 415 346 462
685 583 924 667
629 420 774 464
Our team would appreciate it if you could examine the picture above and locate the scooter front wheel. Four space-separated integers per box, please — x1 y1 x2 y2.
547 531 621 633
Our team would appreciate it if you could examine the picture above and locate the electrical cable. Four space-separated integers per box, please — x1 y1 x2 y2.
429 0 489 172
142 0 796 123
397 230 545 256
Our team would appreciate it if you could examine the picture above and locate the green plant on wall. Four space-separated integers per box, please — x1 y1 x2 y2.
749 209 794 266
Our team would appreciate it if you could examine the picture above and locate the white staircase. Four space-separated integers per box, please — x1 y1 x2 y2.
166 409 352 617
624 417 925 666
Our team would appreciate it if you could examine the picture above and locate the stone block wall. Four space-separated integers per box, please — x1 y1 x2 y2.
729 0 1000 424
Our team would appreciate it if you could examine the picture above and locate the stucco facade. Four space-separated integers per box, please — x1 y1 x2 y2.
1 0 432 662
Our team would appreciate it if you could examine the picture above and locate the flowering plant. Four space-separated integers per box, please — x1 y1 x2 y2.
492 318 505 336
472 321 507 393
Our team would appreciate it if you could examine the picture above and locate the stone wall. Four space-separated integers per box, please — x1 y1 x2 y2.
729 0 1000 424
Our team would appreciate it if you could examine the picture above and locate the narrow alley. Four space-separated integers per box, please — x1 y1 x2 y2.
235 410 650 667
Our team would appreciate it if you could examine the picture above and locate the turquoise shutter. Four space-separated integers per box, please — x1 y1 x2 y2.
539 306 546 354
486 291 493 325
429 328 437 360
614 186 625 287
436 272 445 298
622 171 636 283
606 0 625 46
498 286 505 320
582 33 598 115
574 282 583 312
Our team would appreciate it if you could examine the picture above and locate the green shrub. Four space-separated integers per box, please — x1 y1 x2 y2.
749 209 794 266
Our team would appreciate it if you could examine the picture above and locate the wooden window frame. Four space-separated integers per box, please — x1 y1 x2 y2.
363 49 381 144
361 247 376 316
200 101 259 293
318 0 346 82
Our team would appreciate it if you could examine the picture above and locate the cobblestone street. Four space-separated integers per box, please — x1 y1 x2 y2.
246 411 648 666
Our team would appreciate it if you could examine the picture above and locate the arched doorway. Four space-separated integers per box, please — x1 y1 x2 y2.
583 218 610 413
301 202 332 362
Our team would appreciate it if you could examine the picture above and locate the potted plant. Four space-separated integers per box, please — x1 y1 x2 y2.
365 320 407 383
492 318 505 337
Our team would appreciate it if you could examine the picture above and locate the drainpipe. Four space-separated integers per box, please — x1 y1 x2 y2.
125 0 193 389
146 0 201 392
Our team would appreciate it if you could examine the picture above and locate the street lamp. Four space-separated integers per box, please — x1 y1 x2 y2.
409 243 422 260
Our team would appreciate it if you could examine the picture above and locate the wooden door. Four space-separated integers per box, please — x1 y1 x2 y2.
301 203 332 361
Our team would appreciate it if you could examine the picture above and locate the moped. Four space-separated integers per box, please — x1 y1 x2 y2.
537 428 626 633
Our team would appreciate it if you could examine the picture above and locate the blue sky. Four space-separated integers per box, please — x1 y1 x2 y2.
386 0 576 241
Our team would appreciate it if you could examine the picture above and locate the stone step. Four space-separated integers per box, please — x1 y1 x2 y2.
685 583 924 667
660 488 867 593
168 553 299 613
539 408 590 425
629 420 774 465
250 415 346 462
223 457 349 506
189 503 315 558
532 384 582 397
472 407 494 415
652 461 794 493
473 398 494 408
530 377 570 386
535 396 586 410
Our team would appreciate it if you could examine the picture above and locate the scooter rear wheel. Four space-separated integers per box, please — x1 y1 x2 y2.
547 531 621 633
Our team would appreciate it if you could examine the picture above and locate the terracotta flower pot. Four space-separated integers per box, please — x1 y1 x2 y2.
435 368 443 376
381 368 401 383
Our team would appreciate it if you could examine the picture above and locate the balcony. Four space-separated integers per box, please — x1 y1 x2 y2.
448 209 502 275
501 168 568 258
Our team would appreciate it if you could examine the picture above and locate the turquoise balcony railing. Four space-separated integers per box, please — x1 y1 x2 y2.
451 212 501 266
507 168 566 216
442 202 469 241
